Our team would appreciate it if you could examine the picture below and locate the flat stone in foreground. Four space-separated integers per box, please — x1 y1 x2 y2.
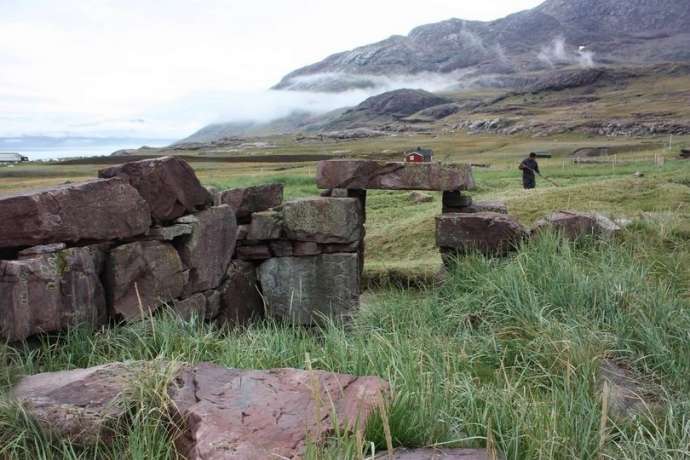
0 246 108 342
0 179 151 249
170 363 388 460
258 254 359 324
316 160 475 191
12 362 153 445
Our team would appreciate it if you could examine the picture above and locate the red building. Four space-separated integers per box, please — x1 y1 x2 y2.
405 147 433 163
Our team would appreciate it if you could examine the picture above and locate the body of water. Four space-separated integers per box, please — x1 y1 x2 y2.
0 137 176 161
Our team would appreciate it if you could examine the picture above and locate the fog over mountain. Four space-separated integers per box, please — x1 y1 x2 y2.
275 0 690 92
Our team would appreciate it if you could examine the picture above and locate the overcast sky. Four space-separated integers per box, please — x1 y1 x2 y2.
0 0 544 138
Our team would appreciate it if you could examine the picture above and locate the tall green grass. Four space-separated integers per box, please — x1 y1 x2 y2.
1 232 689 459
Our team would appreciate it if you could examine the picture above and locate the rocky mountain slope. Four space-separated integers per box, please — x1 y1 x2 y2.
275 0 690 92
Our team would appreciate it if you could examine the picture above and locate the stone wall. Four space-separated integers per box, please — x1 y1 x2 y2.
0 157 365 342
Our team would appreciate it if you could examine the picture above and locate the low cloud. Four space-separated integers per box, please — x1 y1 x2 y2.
538 37 596 68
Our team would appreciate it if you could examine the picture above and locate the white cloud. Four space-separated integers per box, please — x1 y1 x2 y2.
0 0 544 138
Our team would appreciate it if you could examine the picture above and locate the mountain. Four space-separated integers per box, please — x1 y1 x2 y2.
275 0 690 92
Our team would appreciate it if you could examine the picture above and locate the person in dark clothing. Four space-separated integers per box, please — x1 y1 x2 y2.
519 153 540 189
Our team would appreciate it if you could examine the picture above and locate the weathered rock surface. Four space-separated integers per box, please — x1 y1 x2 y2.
235 244 272 261
0 178 151 249
1 246 108 342
316 160 475 191
169 363 388 460
176 206 237 296
436 212 527 256
376 448 499 460
246 210 282 240
258 254 359 324
99 156 210 224
12 362 151 445
173 293 207 321
216 261 263 325
533 211 621 239
292 241 321 256
282 197 363 244
105 241 186 320
217 183 283 219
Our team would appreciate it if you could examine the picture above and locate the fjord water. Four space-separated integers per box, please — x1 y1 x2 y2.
0 137 175 161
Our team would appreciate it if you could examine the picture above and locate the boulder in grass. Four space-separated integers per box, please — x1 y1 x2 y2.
436 212 527 257
12 362 155 445
105 240 187 320
176 206 238 296
169 363 389 460
99 156 211 224
281 197 363 244
217 183 284 219
409 191 434 204
1 245 108 342
533 211 621 239
0 178 151 249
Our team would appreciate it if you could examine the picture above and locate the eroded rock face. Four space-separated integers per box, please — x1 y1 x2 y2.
169 363 388 460
282 198 363 244
0 178 151 249
99 156 211 224
376 449 499 460
533 211 621 239
105 241 186 320
258 254 359 324
436 212 527 256
176 206 237 296
217 183 284 219
12 362 152 445
0 246 108 342
316 160 475 191
216 261 263 325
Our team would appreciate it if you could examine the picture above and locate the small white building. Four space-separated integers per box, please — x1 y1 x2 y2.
0 153 29 163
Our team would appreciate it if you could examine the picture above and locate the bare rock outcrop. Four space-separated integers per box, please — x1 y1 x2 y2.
99 156 211 224
1 245 108 342
0 178 151 249
169 363 389 460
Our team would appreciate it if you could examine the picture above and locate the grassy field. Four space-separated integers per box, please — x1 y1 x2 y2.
1 133 690 458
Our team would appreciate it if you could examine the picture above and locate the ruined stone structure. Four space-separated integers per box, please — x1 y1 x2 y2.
0 156 542 342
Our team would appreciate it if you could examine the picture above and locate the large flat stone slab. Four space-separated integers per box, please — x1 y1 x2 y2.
99 156 211 224
0 245 108 342
169 363 388 460
258 254 359 324
316 160 475 191
0 178 151 249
